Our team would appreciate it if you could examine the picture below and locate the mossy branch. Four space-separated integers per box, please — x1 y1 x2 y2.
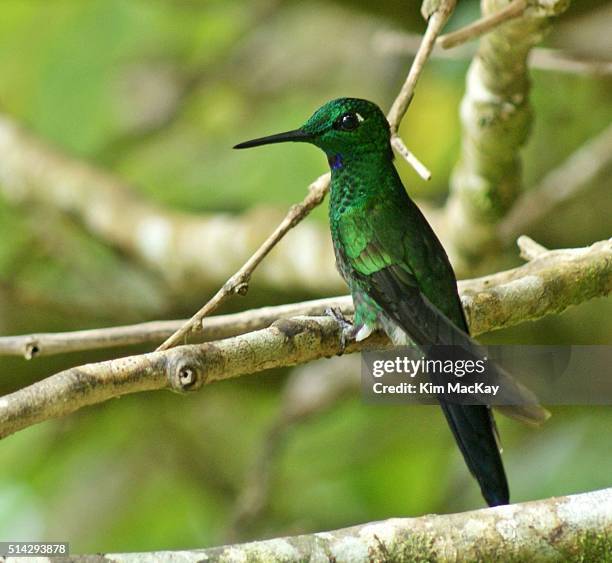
69 488 612 562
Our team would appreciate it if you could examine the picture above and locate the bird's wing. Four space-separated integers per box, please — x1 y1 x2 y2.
337 201 547 421
337 200 470 346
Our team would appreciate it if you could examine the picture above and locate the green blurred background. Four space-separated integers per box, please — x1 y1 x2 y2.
0 0 611 554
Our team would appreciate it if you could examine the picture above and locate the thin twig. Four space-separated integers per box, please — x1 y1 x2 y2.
387 0 457 133
437 0 527 49
374 31 612 76
1 238 610 439
156 174 330 350
157 1 458 352
391 135 432 180
529 47 612 75
517 235 549 261
0 296 353 359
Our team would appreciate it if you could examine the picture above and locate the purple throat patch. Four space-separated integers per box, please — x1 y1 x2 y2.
329 153 344 170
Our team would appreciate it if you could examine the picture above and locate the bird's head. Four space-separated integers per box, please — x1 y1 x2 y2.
234 98 391 162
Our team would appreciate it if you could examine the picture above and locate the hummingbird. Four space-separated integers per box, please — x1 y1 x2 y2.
235 98 544 507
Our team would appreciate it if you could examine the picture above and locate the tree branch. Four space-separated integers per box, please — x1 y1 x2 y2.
517 234 548 261
437 0 527 49
0 296 354 359
443 0 570 269
390 135 432 181
2 238 610 359
0 114 341 294
375 30 612 75
1 238 609 439
459 238 611 334
71 488 612 561
529 47 612 75
386 0 457 132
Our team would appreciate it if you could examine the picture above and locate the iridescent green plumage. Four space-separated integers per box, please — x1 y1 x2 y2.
235 97 510 506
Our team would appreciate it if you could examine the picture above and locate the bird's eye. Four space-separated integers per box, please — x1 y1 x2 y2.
335 112 360 131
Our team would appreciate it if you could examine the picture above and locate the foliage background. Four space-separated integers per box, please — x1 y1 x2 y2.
0 0 610 553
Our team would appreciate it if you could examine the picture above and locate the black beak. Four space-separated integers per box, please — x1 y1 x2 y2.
233 128 311 149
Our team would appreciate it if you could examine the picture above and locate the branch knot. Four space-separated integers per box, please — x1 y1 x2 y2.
167 350 207 392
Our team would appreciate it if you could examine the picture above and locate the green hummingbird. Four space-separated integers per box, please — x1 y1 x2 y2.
235 98 544 507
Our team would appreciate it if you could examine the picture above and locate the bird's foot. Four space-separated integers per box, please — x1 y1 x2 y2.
324 307 355 354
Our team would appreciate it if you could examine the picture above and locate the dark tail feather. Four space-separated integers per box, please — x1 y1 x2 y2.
439 401 509 506
365 267 512 505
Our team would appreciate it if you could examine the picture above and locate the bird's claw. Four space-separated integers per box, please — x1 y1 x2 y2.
324 307 355 354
